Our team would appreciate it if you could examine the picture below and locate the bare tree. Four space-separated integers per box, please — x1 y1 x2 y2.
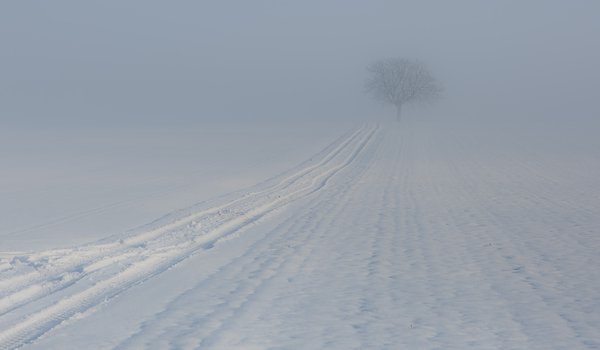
366 58 441 121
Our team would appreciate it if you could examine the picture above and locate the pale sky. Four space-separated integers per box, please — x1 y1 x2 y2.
1 1 599 127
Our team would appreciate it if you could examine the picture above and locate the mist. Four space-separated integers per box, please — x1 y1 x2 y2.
1 1 598 128
3 2 600 347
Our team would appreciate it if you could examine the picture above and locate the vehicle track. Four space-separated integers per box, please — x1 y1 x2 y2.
0 124 379 350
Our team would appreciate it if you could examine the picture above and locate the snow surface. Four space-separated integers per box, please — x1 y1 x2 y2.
1 119 600 349
0 122 342 251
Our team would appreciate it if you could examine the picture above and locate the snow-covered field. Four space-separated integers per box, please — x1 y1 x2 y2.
0 122 342 251
1 118 600 349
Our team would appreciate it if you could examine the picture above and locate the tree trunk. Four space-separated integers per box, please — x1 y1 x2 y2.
395 104 402 122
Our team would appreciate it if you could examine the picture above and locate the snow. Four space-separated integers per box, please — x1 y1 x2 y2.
0 121 343 251
1 118 600 349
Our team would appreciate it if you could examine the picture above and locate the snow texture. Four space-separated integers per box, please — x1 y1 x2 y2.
1 121 599 349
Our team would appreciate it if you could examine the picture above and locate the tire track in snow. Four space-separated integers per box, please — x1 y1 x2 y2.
118 124 382 349
185 125 383 350
0 124 369 314
189 125 392 349
0 124 367 302
184 125 382 350
0 124 379 350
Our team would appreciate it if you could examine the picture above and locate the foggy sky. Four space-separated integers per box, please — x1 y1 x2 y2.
1 1 599 127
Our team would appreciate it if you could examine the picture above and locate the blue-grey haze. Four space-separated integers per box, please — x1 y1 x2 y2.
1 1 599 127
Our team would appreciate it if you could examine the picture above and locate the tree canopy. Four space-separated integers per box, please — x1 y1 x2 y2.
366 58 441 120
